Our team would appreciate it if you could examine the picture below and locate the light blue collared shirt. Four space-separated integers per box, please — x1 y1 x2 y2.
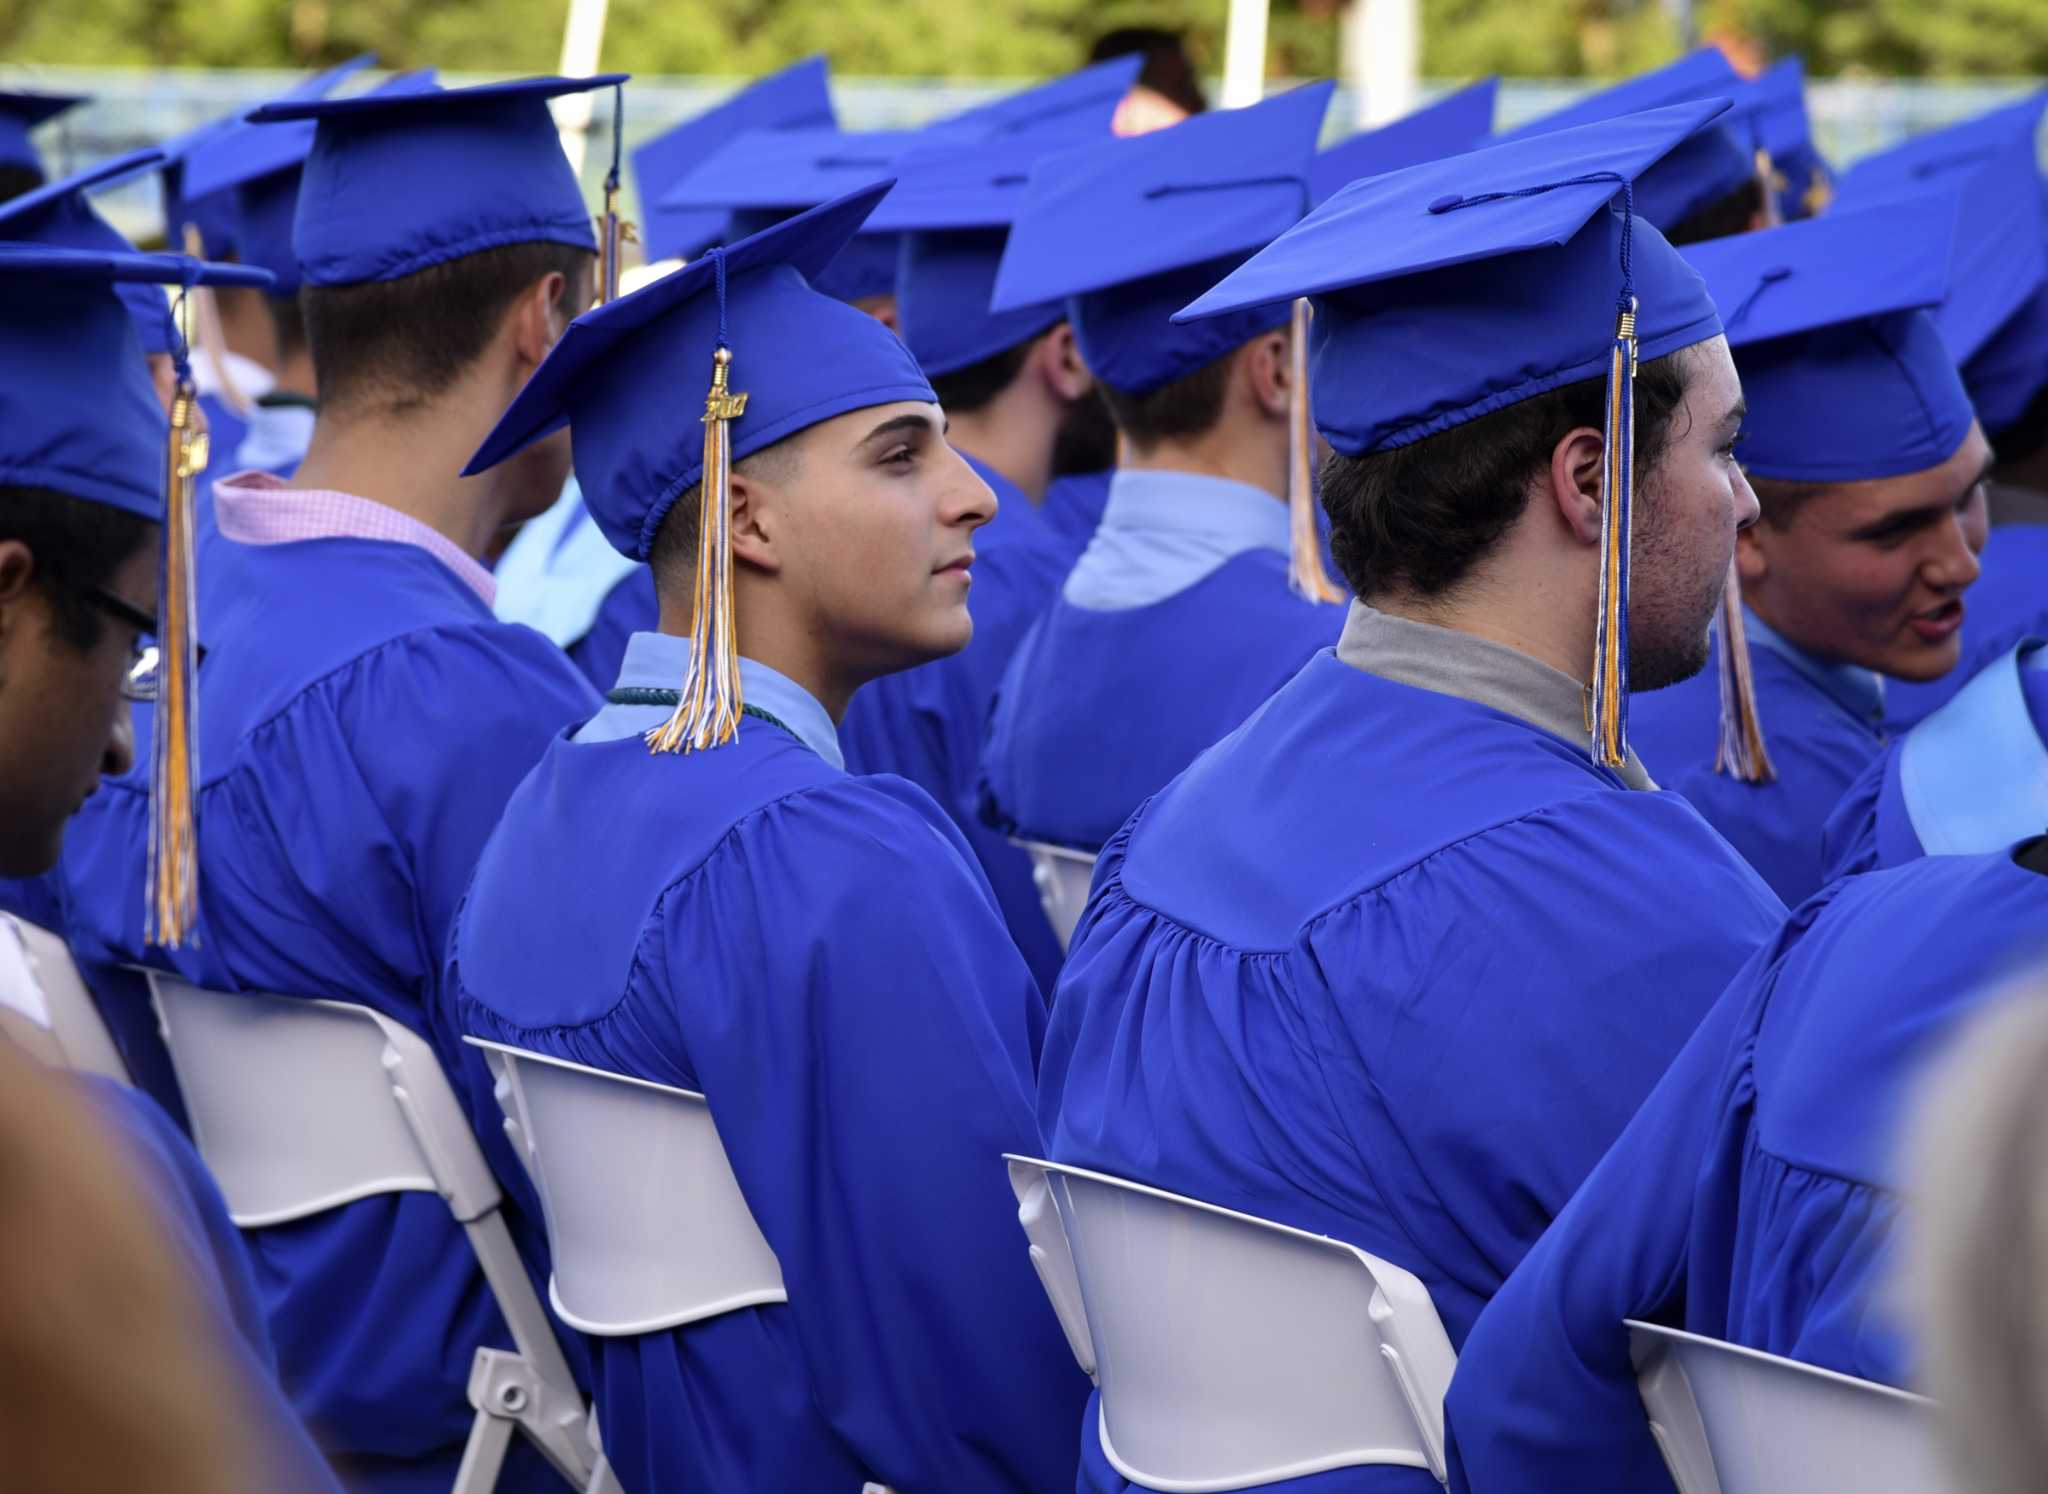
1744 607 1886 732
575 630 844 770
1062 468 1291 611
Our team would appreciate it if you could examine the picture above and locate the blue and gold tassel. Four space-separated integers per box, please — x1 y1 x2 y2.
1713 563 1776 782
1287 297 1343 605
148 289 205 948
649 248 748 754
594 82 636 307
1589 292 1636 770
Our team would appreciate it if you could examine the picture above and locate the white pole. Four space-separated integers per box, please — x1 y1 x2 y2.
553 0 612 174
1220 0 1272 109
1347 0 1419 129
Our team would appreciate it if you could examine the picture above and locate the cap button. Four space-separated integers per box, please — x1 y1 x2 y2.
1427 193 1464 214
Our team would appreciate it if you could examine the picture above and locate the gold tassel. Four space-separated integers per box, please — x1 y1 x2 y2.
1589 300 1636 770
1714 560 1776 783
179 224 249 419
1286 298 1343 604
148 375 206 947
592 176 640 308
648 345 749 754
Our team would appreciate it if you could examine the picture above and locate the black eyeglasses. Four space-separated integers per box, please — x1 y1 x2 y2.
79 585 205 703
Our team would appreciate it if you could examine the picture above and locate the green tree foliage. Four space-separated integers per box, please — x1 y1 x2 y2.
0 0 2039 77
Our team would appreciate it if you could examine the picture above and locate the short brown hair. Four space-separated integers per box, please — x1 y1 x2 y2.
303 241 592 416
1096 349 1237 450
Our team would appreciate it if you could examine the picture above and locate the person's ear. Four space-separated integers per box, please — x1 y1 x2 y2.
1036 323 1095 404
1547 426 1607 545
510 271 570 373
1240 331 1292 422
727 464 784 577
1736 518 1769 585
0 541 39 688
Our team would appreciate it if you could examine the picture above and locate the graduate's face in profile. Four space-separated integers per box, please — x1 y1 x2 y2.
1738 423 1992 681
745 400 993 680
1629 337 1758 690
0 536 150 876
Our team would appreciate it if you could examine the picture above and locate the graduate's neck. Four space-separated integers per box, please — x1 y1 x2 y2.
656 590 860 724
273 343 318 401
947 384 1060 502
288 380 524 561
1117 415 1287 501
1370 521 1597 685
214 286 280 372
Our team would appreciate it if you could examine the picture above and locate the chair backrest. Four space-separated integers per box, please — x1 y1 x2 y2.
1007 1155 1456 1490
469 1039 787 1337
146 972 500 1228
0 915 129 1081
1628 1320 1959 1494
1014 840 1097 951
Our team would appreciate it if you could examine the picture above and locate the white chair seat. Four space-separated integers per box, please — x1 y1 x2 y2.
142 972 599 1493
1007 1156 1456 1491
1628 1319 1958 1494
467 1039 786 1336
1013 840 1097 951
0 914 128 1081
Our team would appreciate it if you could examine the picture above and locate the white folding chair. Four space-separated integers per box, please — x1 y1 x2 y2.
142 973 600 1494
1006 1155 1458 1490
1012 840 1098 952
1628 1319 1959 1494
0 914 129 1080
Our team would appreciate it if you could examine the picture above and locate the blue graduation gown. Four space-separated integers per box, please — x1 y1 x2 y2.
979 470 1343 852
1442 849 2048 1494
1039 649 1786 1493
842 454 1075 992
85 1076 345 1494
1822 639 2048 879
445 636 1091 1494
56 531 598 1493
1040 468 1112 550
1886 523 2048 729
1629 611 1887 906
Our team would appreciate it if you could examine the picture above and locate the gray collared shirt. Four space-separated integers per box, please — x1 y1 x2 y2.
1335 601 1656 790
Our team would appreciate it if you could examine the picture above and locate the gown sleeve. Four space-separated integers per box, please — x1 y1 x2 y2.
663 778 1088 1493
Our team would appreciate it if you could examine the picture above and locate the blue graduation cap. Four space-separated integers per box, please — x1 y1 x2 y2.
467 183 932 755
991 82 1333 397
928 54 1142 145
1752 58 1832 221
1686 201 1974 483
1309 77 1498 206
249 73 625 288
1500 50 1766 234
1178 100 1731 767
177 57 421 292
0 89 85 178
632 57 837 264
0 148 216 354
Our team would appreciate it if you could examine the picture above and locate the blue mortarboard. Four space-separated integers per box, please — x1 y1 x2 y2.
465 181 933 562
1179 101 1732 767
1683 199 1974 482
0 90 85 178
1309 77 1498 206
250 74 624 288
632 57 837 264
0 243 270 517
928 54 1142 144
0 149 192 354
1752 58 1832 221
181 64 432 293
1500 50 1766 233
1836 92 2048 435
991 82 1333 396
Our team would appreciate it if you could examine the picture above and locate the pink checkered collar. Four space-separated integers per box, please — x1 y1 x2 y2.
211 471 497 608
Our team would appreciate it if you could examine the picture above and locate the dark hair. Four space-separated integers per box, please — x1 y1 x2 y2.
0 165 44 205
929 339 1034 415
1991 376 2048 469
1320 348 1693 599
647 441 800 596
1664 176 1767 248
266 291 307 363
1089 27 1207 115
302 241 592 416
0 486 156 651
1746 472 1834 530
1097 349 1239 451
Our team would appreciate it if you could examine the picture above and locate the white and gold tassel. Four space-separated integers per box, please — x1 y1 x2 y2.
1714 561 1776 783
1589 296 1637 770
1286 298 1343 604
148 366 206 947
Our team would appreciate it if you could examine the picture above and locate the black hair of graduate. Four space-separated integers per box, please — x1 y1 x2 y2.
1663 175 1769 249
0 485 156 651
1319 349 1691 601
301 241 593 416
